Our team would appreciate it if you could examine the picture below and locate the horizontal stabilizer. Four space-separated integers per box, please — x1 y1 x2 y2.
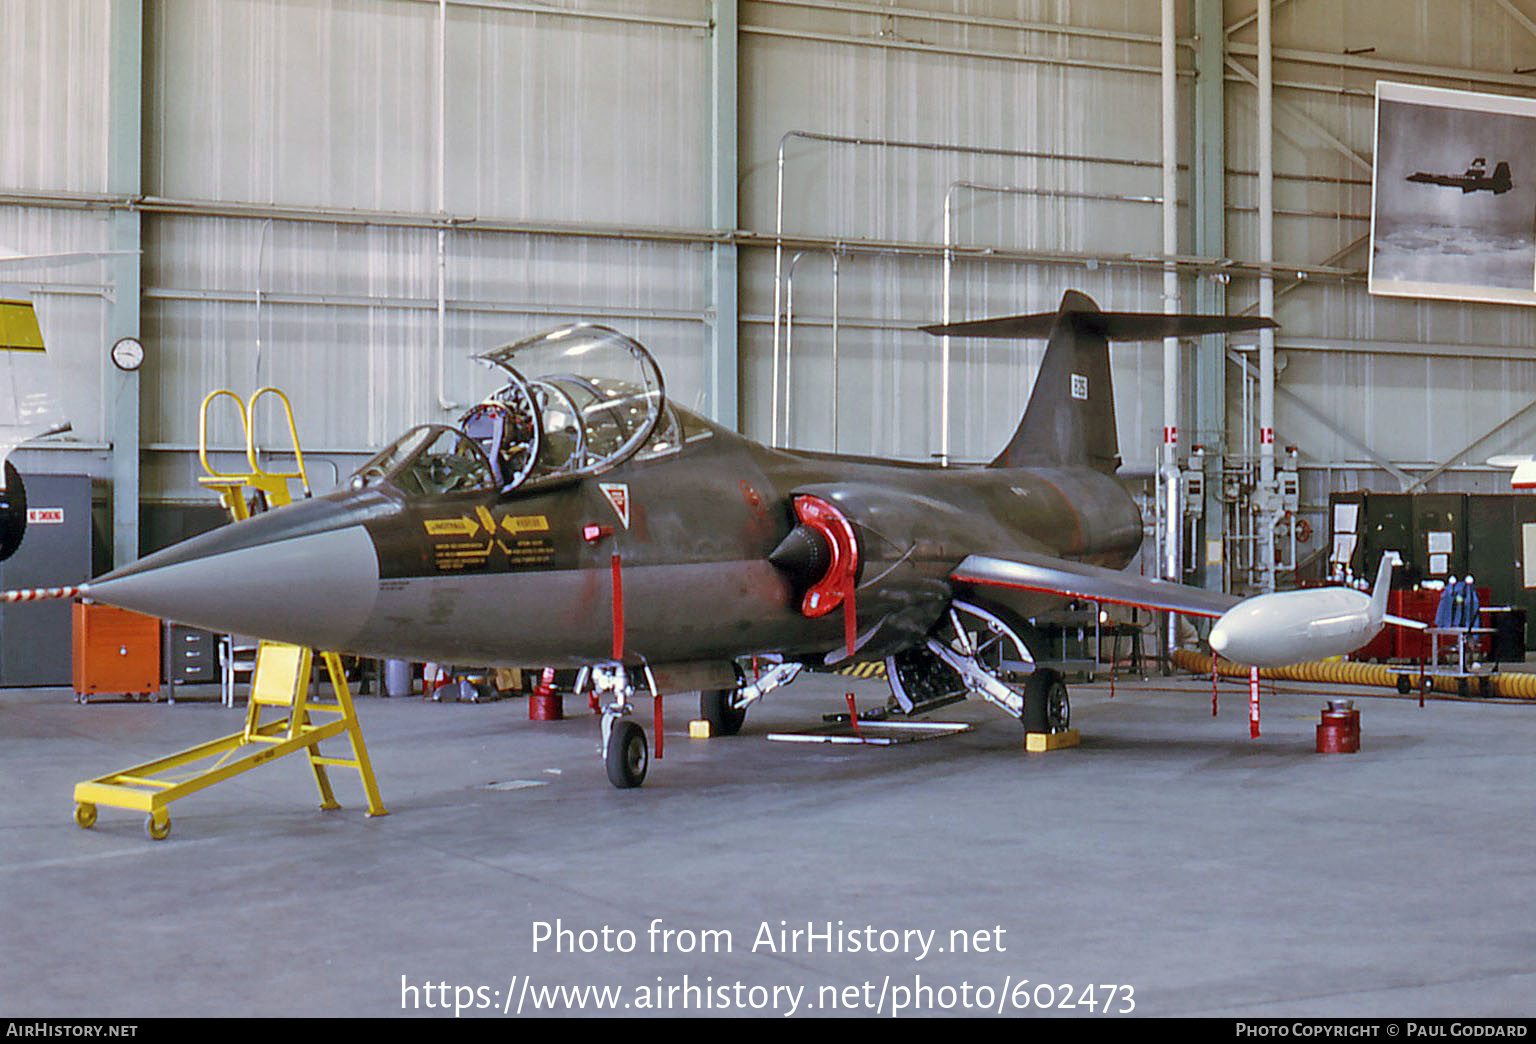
951 552 1240 619
922 310 1277 341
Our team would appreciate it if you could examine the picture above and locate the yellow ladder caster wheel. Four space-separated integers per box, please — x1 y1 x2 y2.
145 813 171 841
74 803 97 829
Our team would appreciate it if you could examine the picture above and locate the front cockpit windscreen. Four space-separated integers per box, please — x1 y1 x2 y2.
350 424 497 497
350 324 666 498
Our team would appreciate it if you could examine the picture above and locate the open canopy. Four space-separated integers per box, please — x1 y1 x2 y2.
353 324 670 497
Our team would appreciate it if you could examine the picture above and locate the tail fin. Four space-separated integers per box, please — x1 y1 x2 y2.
923 290 1277 472
1493 161 1513 193
1369 552 1397 624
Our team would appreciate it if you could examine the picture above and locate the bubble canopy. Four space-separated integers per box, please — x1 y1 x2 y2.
353 324 668 497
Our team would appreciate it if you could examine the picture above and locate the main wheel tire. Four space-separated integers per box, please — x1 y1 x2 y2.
605 720 649 789
699 688 746 736
1023 669 1070 733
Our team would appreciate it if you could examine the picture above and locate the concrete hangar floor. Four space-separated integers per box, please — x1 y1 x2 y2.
2 669 1533 1018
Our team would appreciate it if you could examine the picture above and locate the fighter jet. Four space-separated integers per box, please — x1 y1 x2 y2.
1405 157 1513 194
82 291 1282 788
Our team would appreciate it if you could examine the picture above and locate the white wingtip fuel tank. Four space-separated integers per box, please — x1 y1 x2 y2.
1488 454 1536 490
1207 554 1420 668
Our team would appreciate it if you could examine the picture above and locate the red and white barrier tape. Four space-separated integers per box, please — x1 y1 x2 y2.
0 584 89 603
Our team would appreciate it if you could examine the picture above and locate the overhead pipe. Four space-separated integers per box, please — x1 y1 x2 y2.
940 179 1165 463
940 192 952 466
435 0 460 413
761 0 1193 50
52 190 1358 284
742 24 1191 80
771 145 785 447
782 249 845 451
1160 0 1181 651
402 0 708 31
783 250 807 442
1258 0 1276 592
253 217 272 394
830 250 840 452
772 129 1175 455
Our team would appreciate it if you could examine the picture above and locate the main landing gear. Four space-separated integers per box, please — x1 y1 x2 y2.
587 660 803 789
890 599 1069 733
698 661 801 737
699 689 745 736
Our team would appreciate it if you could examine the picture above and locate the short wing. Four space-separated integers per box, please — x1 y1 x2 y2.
0 297 67 468
951 551 1240 618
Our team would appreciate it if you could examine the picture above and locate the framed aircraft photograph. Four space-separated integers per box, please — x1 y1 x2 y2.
1370 80 1536 306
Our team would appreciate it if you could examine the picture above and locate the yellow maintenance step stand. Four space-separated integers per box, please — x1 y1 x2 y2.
72 387 386 839
74 644 387 839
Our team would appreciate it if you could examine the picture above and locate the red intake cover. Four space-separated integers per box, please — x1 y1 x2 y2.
792 494 860 618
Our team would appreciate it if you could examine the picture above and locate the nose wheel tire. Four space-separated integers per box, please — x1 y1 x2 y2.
699 688 746 736
605 720 649 789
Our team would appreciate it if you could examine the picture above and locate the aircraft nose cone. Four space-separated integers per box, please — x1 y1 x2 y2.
88 521 379 651
1208 625 1230 654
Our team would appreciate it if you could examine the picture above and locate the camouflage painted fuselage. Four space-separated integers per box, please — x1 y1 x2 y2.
93 417 1142 670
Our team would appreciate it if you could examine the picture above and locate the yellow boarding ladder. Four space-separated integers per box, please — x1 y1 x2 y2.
72 388 386 839
197 386 311 517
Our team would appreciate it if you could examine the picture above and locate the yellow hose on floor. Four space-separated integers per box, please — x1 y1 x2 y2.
1169 648 1536 700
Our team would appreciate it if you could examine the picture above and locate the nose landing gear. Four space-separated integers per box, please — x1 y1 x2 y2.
592 665 650 789
604 719 649 789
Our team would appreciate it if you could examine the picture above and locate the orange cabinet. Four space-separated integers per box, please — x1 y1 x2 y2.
72 603 160 699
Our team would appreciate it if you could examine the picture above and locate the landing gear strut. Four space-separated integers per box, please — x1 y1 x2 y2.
916 600 1034 719
591 665 649 789
698 661 802 736
895 599 1071 734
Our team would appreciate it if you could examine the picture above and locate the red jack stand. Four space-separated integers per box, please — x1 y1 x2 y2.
1316 700 1360 753
530 666 562 720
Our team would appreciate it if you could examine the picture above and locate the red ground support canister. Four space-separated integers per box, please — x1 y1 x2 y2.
1316 700 1360 754
529 667 563 721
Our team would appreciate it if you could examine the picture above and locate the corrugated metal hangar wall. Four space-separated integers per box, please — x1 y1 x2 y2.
4 0 1536 587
